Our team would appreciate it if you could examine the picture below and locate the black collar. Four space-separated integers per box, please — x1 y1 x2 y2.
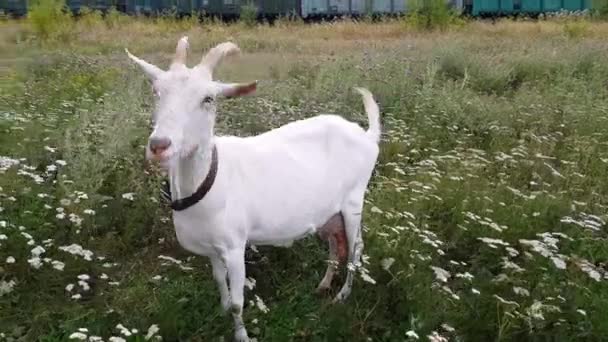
169 145 219 211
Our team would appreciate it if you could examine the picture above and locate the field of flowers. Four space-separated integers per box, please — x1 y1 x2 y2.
1 11 608 342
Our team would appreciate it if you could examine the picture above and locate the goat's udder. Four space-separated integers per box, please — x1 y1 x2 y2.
318 212 348 263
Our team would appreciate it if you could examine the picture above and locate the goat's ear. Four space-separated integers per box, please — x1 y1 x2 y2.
218 81 257 98
125 48 164 81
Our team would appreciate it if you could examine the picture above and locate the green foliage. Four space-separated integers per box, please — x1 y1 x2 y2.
240 1 258 27
591 0 608 17
27 0 73 41
78 6 103 28
404 0 466 31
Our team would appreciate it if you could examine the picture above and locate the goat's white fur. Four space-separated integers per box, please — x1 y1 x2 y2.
126 37 380 342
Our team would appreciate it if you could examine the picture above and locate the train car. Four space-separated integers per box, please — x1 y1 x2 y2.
5 0 599 19
0 0 28 16
66 0 129 13
204 0 300 19
126 0 206 15
472 0 591 16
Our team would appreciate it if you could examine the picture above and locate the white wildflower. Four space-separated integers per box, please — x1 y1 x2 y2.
513 286 530 297
78 281 90 291
455 272 474 281
360 272 376 284
506 247 520 257
370 206 383 214
381 257 395 271
576 259 602 282
6 256 15 263
254 295 269 313
69 213 83 226
158 255 182 265
577 309 587 316
494 295 519 307
121 193 135 201
31 245 46 256
0 279 17 296
28 257 43 269
59 244 94 261
551 256 567 270
52 260 65 271
145 324 160 340
245 277 256 290
427 331 448 342
441 323 455 332
406 330 419 339
431 266 451 283
116 324 132 336
109 338 126 342
68 332 87 340
83 209 95 215
441 286 460 300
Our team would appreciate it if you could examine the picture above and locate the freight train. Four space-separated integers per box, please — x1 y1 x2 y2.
0 0 599 19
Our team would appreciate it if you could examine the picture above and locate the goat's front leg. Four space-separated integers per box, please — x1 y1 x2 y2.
225 248 249 342
210 256 231 312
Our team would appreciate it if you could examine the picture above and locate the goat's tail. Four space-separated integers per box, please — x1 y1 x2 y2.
354 87 381 143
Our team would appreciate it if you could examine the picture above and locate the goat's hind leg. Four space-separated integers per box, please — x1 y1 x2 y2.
333 197 365 303
316 213 348 293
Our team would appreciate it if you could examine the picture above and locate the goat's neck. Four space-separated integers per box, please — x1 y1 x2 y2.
169 138 215 200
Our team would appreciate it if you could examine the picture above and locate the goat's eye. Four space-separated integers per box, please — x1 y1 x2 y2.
202 96 214 105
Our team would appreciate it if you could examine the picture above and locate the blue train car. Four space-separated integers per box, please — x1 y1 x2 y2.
472 0 591 16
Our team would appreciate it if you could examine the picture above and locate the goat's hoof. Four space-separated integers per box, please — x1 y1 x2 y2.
332 291 350 304
234 328 249 342
331 294 344 304
315 284 331 296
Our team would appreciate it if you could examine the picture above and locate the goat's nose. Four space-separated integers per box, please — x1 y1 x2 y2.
149 137 171 155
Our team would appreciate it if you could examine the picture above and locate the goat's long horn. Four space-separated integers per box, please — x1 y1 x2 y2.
125 49 164 80
197 42 240 79
171 36 189 69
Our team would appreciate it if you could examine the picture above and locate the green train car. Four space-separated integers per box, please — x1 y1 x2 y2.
472 0 591 16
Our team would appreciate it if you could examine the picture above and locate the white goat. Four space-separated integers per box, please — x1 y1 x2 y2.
126 37 381 341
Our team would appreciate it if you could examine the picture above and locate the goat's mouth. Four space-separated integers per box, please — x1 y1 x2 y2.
145 148 175 166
